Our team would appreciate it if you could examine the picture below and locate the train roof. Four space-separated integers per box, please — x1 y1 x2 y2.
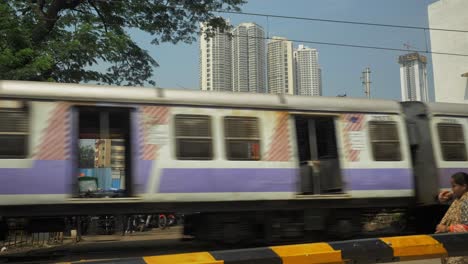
0 80 402 114
427 102 468 117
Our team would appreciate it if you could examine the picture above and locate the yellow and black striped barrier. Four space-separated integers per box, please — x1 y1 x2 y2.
66 233 468 264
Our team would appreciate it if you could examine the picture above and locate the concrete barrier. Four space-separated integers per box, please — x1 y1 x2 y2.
67 233 468 264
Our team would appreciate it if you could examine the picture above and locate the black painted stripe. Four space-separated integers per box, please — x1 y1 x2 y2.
329 238 396 263
210 247 282 264
432 233 468 257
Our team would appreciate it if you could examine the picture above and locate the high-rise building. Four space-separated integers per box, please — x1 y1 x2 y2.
398 53 429 102
318 68 323 96
199 22 232 92
267 37 295 95
111 139 126 189
294 45 321 96
429 0 468 103
231 23 266 93
94 139 111 168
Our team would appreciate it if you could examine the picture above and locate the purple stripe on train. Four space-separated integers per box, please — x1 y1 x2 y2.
131 110 153 194
0 159 153 195
0 166 414 195
0 160 71 194
439 168 468 188
343 168 413 191
158 168 298 193
158 168 414 193
133 160 153 193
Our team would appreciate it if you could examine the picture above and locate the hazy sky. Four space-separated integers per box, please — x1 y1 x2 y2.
132 0 441 100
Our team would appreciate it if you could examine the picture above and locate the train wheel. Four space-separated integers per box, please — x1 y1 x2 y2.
167 214 176 226
158 214 167 229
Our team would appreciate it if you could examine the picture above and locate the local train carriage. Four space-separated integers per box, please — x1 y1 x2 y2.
428 103 468 190
337 113 413 198
0 80 456 241
0 81 413 203
137 106 413 202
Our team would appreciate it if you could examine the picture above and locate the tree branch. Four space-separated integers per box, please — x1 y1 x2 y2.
38 0 45 12
30 0 46 19
71 7 89 15
88 0 108 32
32 0 84 43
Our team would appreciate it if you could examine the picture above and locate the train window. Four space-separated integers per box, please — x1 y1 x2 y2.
224 116 260 160
175 115 213 160
437 123 467 161
368 121 401 161
0 100 28 159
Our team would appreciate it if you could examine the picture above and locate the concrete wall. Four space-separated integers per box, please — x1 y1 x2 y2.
428 0 468 103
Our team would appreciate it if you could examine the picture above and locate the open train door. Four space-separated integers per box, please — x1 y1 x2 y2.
295 115 343 194
75 107 132 198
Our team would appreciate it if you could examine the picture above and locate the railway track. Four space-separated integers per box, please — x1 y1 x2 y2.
0 224 425 263
0 227 202 263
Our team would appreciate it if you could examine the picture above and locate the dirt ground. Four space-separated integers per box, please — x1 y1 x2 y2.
0 226 184 255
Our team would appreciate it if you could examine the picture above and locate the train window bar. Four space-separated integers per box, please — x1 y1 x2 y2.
437 123 467 161
368 121 402 161
0 100 29 159
174 115 213 160
224 116 261 161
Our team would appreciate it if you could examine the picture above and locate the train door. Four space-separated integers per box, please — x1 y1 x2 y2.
75 107 132 198
401 102 439 205
295 115 343 194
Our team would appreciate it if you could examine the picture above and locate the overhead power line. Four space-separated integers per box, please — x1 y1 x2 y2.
72 1 468 33
216 10 468 33
59 0 468 56
212 32 468 57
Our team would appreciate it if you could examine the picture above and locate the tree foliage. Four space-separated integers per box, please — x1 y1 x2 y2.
0 0 244 85
79 144 95 168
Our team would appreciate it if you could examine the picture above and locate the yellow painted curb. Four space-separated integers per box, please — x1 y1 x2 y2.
144 252 223 264
271 242 343 264
380 235 447 260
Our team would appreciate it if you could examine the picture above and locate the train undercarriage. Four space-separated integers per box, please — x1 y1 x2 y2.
0 200 448 246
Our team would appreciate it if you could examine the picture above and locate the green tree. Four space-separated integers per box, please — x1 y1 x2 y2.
79 145 95 168
0 0 244 85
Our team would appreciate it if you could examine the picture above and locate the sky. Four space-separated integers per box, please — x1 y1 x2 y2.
131 0 441 101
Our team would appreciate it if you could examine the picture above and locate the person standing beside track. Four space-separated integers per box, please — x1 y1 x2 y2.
436 172 468 264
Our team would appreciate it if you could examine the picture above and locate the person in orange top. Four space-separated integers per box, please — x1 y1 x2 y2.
436 172 468 264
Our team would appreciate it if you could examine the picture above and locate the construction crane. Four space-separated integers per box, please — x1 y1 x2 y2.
403 42 416 52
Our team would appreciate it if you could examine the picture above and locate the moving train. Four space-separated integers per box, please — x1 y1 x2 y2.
0 80 466 242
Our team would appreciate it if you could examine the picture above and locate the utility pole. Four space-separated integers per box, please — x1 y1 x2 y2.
361 67 371 99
